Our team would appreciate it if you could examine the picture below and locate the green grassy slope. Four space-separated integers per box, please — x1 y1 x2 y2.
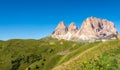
0 37 120 70
53 40 120 70
0 37 82 70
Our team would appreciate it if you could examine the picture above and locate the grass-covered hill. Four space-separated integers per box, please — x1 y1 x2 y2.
0 37 120 70
53 40 120 70
0 37 82 70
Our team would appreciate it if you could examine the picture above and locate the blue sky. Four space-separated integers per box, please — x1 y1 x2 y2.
0 0 120 40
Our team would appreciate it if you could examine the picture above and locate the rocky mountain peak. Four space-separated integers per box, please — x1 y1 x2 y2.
52 17 118 41
68 22 78 34
56 21 66 30
52 21 68 39
76 17 118 40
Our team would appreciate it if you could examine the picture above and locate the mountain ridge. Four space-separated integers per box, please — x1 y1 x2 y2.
52 16 118 41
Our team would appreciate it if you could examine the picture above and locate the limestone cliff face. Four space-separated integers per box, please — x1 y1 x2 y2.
68 22 78 34
76 17 118 40
118 34 120 39
52 22 78 40
52 16 118 41
52 21 67 39
65 22 78 40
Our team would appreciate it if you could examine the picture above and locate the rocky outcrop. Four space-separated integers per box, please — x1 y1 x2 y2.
68 22 78 34
52 21 68 39
52 16 118 41
76 17 118 40
65 23 78 40
52 22 78 40
118 34 120 39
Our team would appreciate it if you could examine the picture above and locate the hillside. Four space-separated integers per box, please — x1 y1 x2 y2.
53 40 120 70
0 37 82 70
0 37 120 70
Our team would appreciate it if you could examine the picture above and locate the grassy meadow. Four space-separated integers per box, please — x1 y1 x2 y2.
0 37 120 70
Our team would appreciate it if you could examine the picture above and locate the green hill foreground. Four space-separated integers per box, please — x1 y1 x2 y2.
0 37 120 70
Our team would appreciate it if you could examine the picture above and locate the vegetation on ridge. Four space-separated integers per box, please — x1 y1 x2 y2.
0 37 82 70
0 37 120 70
53 40 120 70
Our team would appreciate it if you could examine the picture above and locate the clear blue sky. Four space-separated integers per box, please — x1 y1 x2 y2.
0 0 120 40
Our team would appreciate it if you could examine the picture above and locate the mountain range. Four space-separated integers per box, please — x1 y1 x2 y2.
52 16 118 41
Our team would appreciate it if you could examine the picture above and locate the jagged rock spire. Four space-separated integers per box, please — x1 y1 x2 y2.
56 21 66 30
68 22 78 34
52 21 68 39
